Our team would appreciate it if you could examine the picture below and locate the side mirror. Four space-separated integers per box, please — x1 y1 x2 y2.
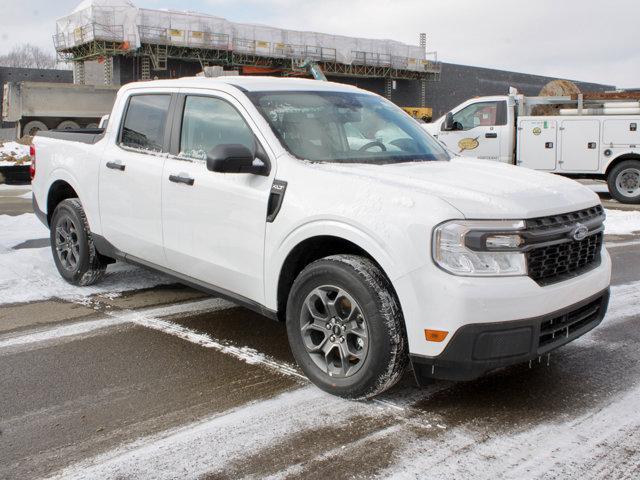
442 112 454 131
206 144 269 176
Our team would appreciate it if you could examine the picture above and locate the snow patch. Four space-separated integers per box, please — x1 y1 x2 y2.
45 385 400 480
0 213 173 304
584 183 609 194
604 209 640 235
0 141 30 167
132 315 305 379
0 298 233 351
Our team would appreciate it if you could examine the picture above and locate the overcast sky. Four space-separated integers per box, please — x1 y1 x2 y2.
2 0 638 88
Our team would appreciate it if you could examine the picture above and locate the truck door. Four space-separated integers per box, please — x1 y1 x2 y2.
437 100 507 162
99 93 172 266
559 120 601 172
161 92 273 303
517 119 557 171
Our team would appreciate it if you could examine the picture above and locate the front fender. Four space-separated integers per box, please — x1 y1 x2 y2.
604 149 640 173
264 218 404 311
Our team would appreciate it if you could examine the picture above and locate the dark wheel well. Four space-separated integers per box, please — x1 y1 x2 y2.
276 236 390 321
47 180 79 226
605 153 640 177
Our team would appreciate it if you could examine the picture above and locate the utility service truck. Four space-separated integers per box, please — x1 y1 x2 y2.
423 90 640 203
31 76 610 398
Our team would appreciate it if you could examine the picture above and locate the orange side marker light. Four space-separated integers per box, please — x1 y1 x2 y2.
424 329 448 342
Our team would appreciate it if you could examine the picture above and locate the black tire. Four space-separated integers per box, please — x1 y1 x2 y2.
286 254 407 399
22 120 48 138
50 198 106 286
607 159 640 204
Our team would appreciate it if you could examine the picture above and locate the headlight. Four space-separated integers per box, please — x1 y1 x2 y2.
433 220 527 276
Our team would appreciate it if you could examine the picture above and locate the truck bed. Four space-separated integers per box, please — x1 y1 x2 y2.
36 129 105 145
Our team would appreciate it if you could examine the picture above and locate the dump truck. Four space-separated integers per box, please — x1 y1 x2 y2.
2 81 119 138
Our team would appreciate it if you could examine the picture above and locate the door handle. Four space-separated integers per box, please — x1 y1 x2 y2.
485 132 497 138
106 161 125 171
169 174 195 186
545 142 554 149
587 142 597 149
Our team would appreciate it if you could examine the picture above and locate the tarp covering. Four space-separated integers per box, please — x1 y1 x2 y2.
55 0 140 51
56 0 428 71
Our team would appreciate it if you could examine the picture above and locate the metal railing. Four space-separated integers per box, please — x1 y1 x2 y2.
56 23 439 75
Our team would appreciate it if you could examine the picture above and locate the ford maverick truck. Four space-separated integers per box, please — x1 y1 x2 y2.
31 77 611 398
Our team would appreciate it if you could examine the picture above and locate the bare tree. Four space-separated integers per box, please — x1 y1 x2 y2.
0 44 57 69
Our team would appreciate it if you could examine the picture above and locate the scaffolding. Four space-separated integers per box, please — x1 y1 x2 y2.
55 1 441 83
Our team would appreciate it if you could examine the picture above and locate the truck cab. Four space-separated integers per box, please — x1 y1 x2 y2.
424 95 515 164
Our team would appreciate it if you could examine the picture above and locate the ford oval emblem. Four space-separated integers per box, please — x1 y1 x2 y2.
571 223 589 241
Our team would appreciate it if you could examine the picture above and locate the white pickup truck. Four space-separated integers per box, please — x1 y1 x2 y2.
31 77 611 398
423 91 640 204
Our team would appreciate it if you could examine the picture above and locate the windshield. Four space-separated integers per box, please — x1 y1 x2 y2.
247 91 450 164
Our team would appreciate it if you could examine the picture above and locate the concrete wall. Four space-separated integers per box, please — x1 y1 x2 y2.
108 57 616 118
425 62 615 120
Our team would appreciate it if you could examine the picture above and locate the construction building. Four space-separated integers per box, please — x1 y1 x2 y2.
54 0 440 117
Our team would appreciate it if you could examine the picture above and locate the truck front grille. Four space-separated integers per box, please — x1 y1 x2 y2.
527 232 603 284
538 295 604 351
525 206 605 285
526 205 604 231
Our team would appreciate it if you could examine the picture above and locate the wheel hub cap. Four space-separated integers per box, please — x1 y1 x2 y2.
616 168 640 197
299 285 369 378
55 216 80 271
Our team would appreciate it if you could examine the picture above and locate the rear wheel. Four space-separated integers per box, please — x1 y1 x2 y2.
56 120 80 131
22 120 48 138
50 198 106 286
608 159 640 204
286 255 407 399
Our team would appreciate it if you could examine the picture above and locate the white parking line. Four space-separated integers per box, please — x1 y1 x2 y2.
606 239 640 248
0 298 232 350
0 295 306 381
44 385 402 480
133 315 306 380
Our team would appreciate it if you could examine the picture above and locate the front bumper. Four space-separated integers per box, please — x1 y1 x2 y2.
411 288 609 383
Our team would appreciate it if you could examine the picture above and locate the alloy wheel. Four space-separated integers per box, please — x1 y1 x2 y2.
299 285 369 378
55 216 81 271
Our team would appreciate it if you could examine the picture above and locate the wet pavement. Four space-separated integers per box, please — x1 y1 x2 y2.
1 185 639 479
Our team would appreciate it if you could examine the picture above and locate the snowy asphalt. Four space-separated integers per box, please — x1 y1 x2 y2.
1 185 639 479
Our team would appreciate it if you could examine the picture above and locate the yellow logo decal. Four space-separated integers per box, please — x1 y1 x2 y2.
458 137 479 152
533 127 542 136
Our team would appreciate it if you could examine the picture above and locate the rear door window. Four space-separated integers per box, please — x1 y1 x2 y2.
120 94 171 152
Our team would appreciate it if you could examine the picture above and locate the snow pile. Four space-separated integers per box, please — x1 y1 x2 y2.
584 183 609 195
604 209 640 236
0 141 31 167
0 213 173 305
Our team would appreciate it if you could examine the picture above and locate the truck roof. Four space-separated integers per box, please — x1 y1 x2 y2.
119 76 367 94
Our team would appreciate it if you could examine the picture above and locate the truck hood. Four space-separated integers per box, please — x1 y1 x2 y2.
318 158 600 219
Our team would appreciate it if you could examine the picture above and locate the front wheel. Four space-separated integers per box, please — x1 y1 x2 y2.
607 159 640 204
286 255 407 399
50 198 106 286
